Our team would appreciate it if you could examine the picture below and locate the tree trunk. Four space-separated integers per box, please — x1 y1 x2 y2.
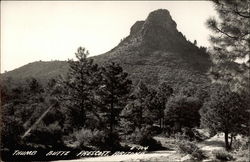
229 134 234 149
139 104 142 129
174 122 181 133
224 131 231 150
162 118 164 129
80 102 86 127
110 83 114 137
110 102 114 135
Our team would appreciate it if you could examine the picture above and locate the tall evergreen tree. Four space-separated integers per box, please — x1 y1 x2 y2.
121 81 158 131
132 81 149 128
207 0 250 93
155 82 173 128
62 47 100 129
98 62 132 146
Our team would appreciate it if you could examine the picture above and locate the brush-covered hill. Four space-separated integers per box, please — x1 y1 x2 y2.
1 9 212 88
93 9 211 87
2 61 68 84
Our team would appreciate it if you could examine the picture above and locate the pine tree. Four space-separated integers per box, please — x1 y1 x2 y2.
200 85 248 150
155 82 173 128
165 94 201 133
121 81 158 131
133 81 149 128
207 0 250 93
98 62 132 148
120 100 142 133
62 47 100 129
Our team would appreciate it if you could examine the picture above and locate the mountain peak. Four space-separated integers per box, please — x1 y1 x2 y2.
139 9 185 50
111 9 204 54
143 9 177 30
129 9 177 37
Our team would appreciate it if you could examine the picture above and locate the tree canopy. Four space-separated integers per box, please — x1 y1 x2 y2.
207 0 250 93
200 85 248 150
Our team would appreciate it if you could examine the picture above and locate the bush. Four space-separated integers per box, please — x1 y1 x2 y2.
70 128 121 150
1 116 24 149
140 136 163 151
232 137 248 151
181 127 195 140
128 127 163 151
26 122 65 149
70 128 106 149
127 127 145 144
177 140 206 160
213 150 234 161
174 128 208 142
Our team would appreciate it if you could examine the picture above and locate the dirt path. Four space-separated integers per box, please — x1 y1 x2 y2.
198 133 225 156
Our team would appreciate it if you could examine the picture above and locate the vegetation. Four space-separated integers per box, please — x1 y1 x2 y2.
177 140 206 160
165 95 201 133
1 46 209 154
1 46 247 157
199 0 250 153
206 0 250 93
127 127 163 151
213 150 234 161
200 85 248 150
1 3 249 160
60 47 101 130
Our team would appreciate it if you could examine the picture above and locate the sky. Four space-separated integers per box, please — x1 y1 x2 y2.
1 1 217 73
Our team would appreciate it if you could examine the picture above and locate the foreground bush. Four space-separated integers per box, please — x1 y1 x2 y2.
213 150 234 161
127 127 163 151
232 136 249 151
68 128 121 150
25 122 65 149
177 140 206 160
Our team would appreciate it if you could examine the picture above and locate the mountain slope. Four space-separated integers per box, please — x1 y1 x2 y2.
2 61 68 83
1 9 211 88
93 9 211 87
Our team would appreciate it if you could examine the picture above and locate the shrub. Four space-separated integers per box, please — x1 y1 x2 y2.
26 122 65 149
127 127 145 144
234 149 249 161
181 127 195 140
232 137 248 151
128 127 163 151
70 128 106 149
1 116 24 149
174 132 186 141
140 136 163 151
70 128 121 150
177 140 206 160
191 149 206 161
213 150 234 161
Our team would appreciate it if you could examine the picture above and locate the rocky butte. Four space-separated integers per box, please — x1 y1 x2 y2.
94 9 212 87
2 9 212 88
